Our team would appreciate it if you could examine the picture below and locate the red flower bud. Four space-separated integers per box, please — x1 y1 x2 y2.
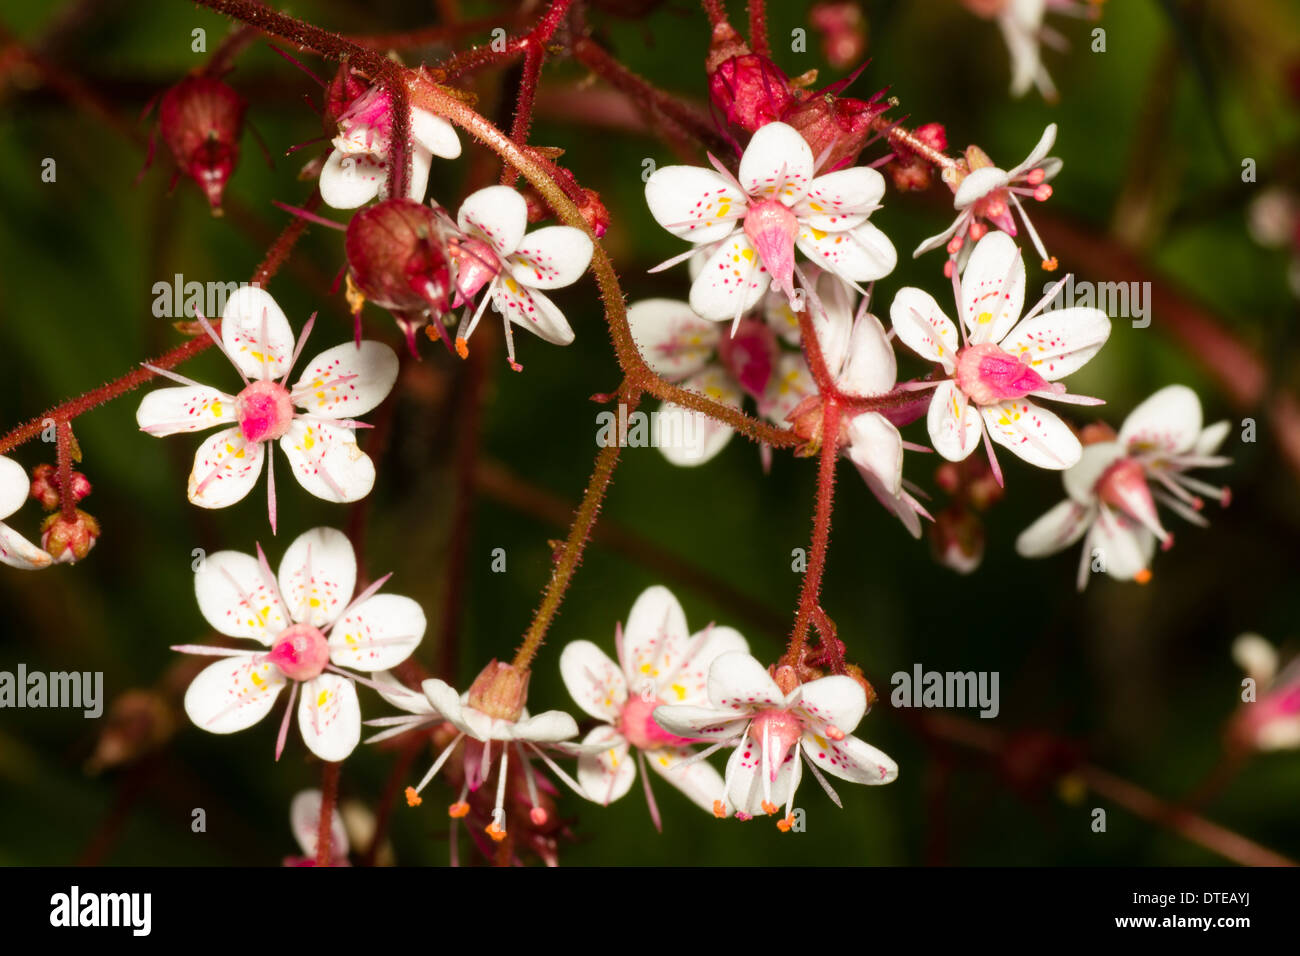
706 22 795 134
40 508 100 564
29 463 91 512
345 198 452 353
782 86 887 172
157 75 246 215
323 60 370 133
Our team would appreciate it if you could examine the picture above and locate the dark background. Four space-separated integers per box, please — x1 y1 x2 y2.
0 0 1298 865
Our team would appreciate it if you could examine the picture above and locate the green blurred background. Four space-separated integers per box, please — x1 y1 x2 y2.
1 0 1299 865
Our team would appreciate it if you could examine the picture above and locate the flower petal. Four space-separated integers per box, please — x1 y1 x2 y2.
838 312 897 396
1118 385 1203 457
801 730 897 785
280 419 376 504
795 221 896 284
726 738 801 817
329 593 425 671
184 655 285 734
1062 441 1122 503
688 232 770 322
645 165 746 244
953 166 1011 209
0 456 28 520
889 287 959 372
1006 123 1058 178
372 670 437 716
738 122 815 204
136 385 234 437
507 226 593 290
512 709 580 743
291 342 399 419
420 679 467 729
319 148 385 209
795 675 868 735
489 277 575 345
626 299 721 379
980 399 1082 469
0 523 53 570
195 548 289 642
560 640 628 722
290 788 349 859
622 585 691 685
187 426 265 509
644 745 728 813
277 526 357 628
845 412 903 496
412 108 461 159
576 726 636 805
458 185 529 257
652 704 748 740
1001 307 1111 381
761 353 815 427
796 167 886 231
960 232 1025 345
298 673 361 762
658 368 742 467
708 651 783 711
1088 508 1156 582
928 380 982 461
1196 420 1232 456
221 286 297 381
663 625 750 706
1015 498 1094 558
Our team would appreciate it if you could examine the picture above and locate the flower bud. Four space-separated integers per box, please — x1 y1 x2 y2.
782 86 887 172
466 660 530 722
323 60 370 133
40 508 100 564
158 75 246 215
29 463 92 511
706 23 795 133
345 198 452 351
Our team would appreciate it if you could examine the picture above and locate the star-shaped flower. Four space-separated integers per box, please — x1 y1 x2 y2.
1016 384 1231 589
319 85 462 209
914 124 1061 274
559 585 749 827
173 526 426 762
443 186 594 371
135 287 398 530
891 231 1110 483
369 660 590 844
0 456 53 569
654 652 897 828
645 121 896 324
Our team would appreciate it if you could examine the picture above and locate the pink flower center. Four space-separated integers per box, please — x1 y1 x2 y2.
236 380 295 444
619 695 695 751
1096 457 1171 547
718 317 778 399
450 237 502 304
266 623 331 682
743 199 799 300
746 708 804 777
954 342 1049 405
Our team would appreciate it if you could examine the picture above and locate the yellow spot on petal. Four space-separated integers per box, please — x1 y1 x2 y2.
741 247 755 262
211 401 223 418
671 683 687 701
317 689 330 708
977 311 993 325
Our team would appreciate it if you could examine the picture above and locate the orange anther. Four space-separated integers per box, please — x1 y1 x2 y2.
485 822 507 842
776 815 795 832
1042 256 1059 272
1134 568 1152 585
404 787 422 808
712 800 728 818
448 801 470 818
761 800 779 815
455 337 469 359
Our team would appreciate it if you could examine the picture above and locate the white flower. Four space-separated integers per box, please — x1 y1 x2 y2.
890 231 1111 482
319 86 462 209
135 287 398 530
1231 634 1300 751
286 789 349 866
173 526 426 762
559 585 749 826
914 124 1061 271
645 121 896 324
0 456 53 569
445 186 593 371
767 272 931 536
654 652 897 827
369 660 589 844
1016 384 1231 589
977 0 1096 101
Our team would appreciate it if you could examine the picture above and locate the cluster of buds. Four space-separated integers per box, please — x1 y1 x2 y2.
706 22 888 171
883 122 949 192
30 463 98 564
